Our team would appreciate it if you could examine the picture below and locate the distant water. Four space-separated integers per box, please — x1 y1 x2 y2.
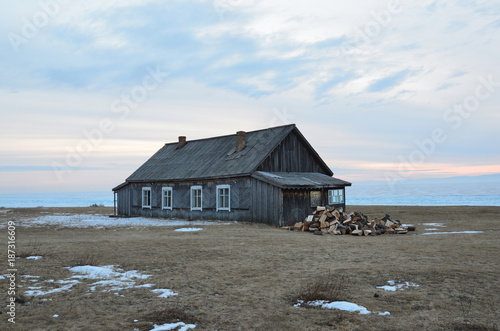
347 180 500 206
0 181 499 207
0 191 114 208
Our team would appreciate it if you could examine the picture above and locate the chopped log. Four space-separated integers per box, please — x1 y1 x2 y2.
328 205 336 212
326 211 333 218
333 210 340 220
319 214 328 223
303 221 311 232
294 222 303 230
328 224 337 235
407 226 416 231
306 215 314 222
385 228 395 234
316 206 326 212
313 230 323 235
363 230 372 236
351 229 363 236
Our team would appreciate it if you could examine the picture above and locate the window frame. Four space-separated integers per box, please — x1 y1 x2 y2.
142 187 152 209
328 189 344 204
216 184 231 212
190 186 203 211
161 187 173 210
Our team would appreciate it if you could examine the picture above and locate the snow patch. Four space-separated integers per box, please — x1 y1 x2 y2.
10 214 232 229
422 223 446 227
24 279 80 296
421 231 483 235
377 281 420 291
26 256 42 260
151 289 178 298
296 300 390 316
174 228 203 232
53 314 59 318
23 265 154 296
150 322 196 331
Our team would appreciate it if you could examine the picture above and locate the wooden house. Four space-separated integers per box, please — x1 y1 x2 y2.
112 124 351 226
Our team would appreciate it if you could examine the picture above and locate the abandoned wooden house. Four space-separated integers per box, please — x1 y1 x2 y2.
112 124 351 226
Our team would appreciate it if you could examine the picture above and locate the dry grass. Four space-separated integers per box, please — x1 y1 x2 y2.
0 206 499 330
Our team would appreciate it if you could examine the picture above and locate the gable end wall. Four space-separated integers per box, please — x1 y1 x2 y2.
257 130 330 174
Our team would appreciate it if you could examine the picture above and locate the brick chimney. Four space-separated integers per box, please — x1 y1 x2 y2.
178 136 187 149
236 131 246 152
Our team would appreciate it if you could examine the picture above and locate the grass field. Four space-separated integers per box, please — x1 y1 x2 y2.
1 206 499 330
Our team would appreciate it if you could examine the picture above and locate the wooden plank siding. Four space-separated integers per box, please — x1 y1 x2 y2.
118 177 253 221
249 178 283 226
257 130 330 174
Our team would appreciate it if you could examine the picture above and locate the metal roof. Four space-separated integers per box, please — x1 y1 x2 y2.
125 124 304 182
252 171 351 189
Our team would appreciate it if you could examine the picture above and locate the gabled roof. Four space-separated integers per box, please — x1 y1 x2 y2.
121 124 334 184
252 172 351 189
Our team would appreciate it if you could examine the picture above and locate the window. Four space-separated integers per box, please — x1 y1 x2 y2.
328 189 344 204
142 187 151 209
310 191 321 207
162 187 173 210
190 186 202 211
217 185 230 212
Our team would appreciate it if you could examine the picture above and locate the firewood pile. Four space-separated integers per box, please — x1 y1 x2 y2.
282 206 416 236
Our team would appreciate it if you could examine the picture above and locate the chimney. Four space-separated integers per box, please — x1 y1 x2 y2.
178 136 187 149
236 131 246 152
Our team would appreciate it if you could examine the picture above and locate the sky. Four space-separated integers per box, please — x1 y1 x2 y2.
1 0 499 193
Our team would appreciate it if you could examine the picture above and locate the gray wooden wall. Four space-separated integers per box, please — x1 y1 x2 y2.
257 130 329 174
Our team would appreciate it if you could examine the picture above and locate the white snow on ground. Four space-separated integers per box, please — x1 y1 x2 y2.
53 314 59 318
8 214 232 229
174 228 203 232
0 209 11 214
377 280 420 291
69 265 152 292
23 265 166 296
296 300 390 316
24 279 80 296
421 231 484 235
425 228 439 231
151 289 178 298
423 223 446 227
150 322 196 331
26 256 43 260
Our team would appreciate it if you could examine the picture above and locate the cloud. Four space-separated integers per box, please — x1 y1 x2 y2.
1 0 500 192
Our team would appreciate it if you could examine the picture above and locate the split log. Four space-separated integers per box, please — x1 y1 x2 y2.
351 229 363 236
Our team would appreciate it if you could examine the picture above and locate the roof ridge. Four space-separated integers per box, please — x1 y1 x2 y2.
161 123 296 146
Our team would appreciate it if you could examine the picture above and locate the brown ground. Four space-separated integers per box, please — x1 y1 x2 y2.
0 206 499 331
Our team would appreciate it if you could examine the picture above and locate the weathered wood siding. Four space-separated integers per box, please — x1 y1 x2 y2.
116 177 253 221
257 130 329 174
249 178 283 226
